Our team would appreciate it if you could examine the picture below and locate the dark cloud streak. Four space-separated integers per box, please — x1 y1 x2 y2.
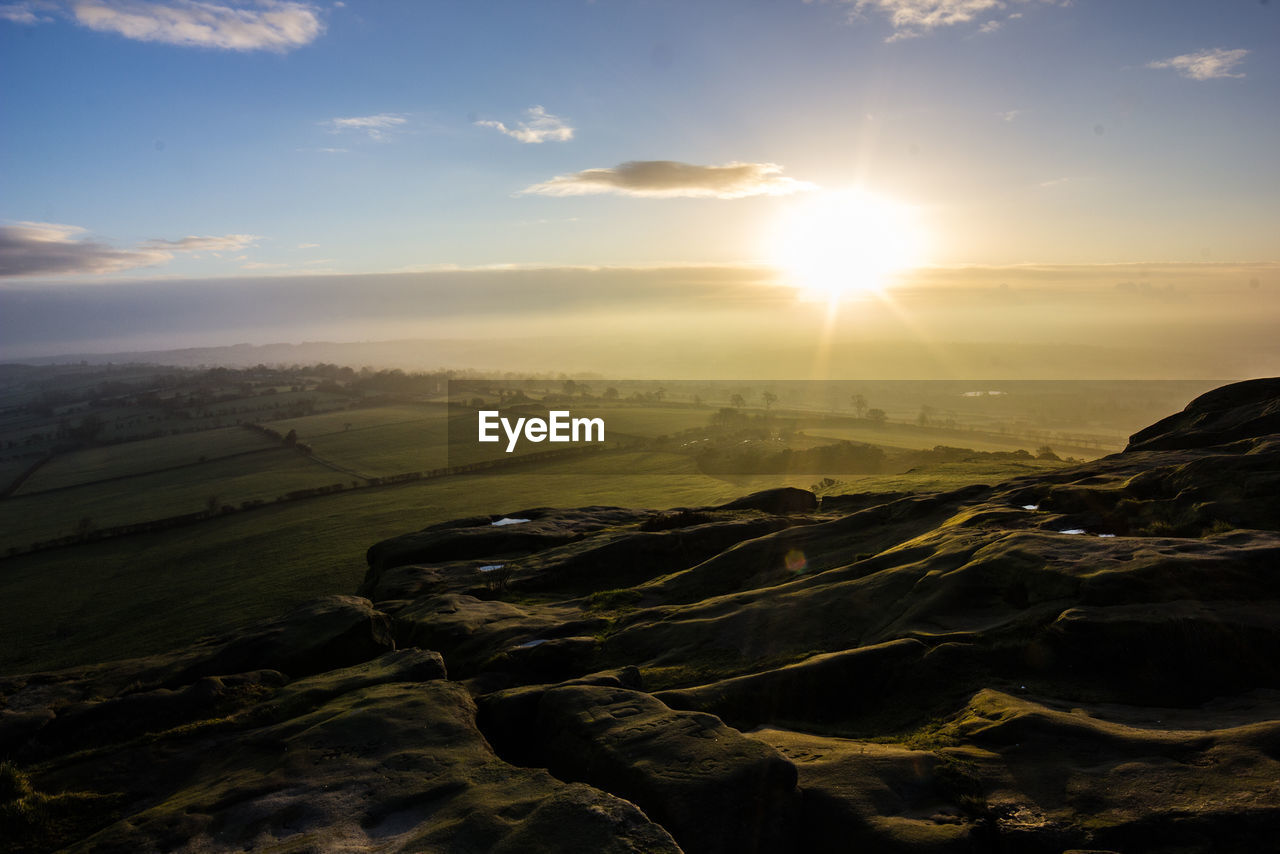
0 223 170 277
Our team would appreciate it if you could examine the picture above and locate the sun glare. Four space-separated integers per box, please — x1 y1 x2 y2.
770 190 925 300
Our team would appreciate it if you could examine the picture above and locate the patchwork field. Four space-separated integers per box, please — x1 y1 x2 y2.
0 367 1220 676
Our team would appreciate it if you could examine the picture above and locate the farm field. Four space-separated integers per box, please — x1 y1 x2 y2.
16 425 281 493
0 449 345 552
273 405 451 475
0 365 1222 676
0 464 799 672
799 421 1114 455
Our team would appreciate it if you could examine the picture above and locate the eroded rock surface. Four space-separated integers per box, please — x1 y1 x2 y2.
4 379 1280 851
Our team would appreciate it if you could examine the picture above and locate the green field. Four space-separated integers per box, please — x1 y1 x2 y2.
0 449 348 552
288 408 454 474
0 464 796 672
799 421 1112 456
16 426 281 493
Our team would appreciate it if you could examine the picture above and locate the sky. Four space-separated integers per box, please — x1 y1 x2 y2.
1 0 1278 371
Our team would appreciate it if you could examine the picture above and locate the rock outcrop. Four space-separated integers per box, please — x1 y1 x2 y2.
3 378 1280 851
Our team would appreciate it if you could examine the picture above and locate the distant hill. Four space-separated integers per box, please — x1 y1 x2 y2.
4 335 1265 380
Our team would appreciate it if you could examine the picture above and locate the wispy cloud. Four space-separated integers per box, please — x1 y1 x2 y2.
1147 48 1249 81
1035 176 1077 189
521 160 816 199
296 242 320 249
476 105 575 144
322 113 407 141
140 233 259 253
0 1 56 24
0 223 265 277
0 222 170 277
824 0 1061 42
71 1 324 52
999 109 1020 122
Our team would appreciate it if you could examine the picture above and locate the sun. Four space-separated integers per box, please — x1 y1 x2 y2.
770 190 925 300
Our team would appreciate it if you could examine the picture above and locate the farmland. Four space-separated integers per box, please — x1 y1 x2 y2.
0 363 1219 673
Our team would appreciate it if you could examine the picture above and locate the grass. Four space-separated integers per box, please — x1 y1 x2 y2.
0 761 123 854
584 588 644 612
811 458 1067 495
802 421 1117 457
16 426 281 493
868 712 970 752
638 649 813 692
0 467 799 673
0 449 347 552
268 403 448 438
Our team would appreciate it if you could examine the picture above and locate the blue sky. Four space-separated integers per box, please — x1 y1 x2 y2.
1 1 1277 365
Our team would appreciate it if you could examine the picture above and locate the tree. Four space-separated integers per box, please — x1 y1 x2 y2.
604 387 619 401
762 391 778 411
710 407 745 429
867 408 887 427
730 393 746 409
283 429 298 447
851 394 867 419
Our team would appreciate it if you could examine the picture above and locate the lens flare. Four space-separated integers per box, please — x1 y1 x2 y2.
784 549 808 574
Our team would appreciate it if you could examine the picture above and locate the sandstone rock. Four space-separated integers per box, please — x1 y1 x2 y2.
718 486 818 514
174 594 395 681
58 681 681 853
535 684 799 854
1127 377 1280 452
656 639 926 730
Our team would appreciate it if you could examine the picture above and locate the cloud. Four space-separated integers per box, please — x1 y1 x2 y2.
825 0 1061 42
0 222 171 277
296 242 320 249
322 113 407 141
1147 48 1249 81
476 105 575 144
71 1 324 51
0 224 267 277
140 233 259 252
1035 176 1076 189
520 160 816 199
0 1 56 23
999 109 1020 122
